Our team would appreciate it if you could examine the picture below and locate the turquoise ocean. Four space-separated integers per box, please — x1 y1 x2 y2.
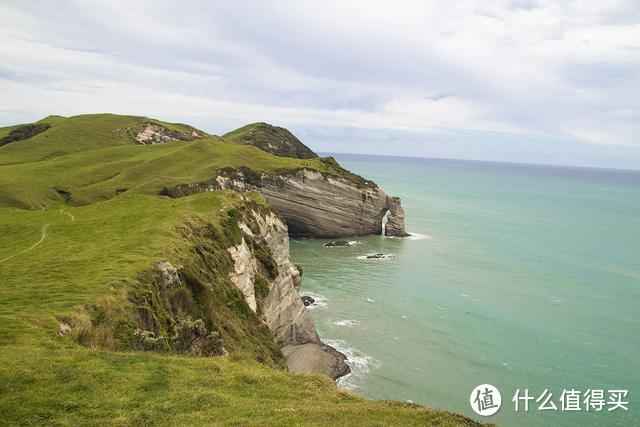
289 154 639 426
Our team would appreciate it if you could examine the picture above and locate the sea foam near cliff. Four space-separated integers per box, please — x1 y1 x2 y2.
324 339 381 391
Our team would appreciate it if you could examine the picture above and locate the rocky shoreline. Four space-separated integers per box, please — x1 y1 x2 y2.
226 206 352 378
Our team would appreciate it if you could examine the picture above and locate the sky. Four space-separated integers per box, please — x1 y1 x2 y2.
1 1 639 169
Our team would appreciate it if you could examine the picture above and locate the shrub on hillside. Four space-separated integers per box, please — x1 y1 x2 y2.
0 123 51 146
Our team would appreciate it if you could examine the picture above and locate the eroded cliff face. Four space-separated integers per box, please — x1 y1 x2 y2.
164 167 408 238
59 195 348 378
228 208 350 379
384 197 409 237
134 122 204 145
260 169 389 237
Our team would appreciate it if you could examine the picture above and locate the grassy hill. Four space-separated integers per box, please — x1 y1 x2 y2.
0 114 484 426
224 122 318 159
0 114 349 210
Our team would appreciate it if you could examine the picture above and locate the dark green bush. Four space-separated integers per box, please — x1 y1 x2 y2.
0 123 50 146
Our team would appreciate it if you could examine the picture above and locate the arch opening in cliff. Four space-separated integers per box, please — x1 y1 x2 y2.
381 209 390 235
384 196 409 237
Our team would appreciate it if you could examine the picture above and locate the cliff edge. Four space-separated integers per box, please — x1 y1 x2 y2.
220 122 408 237
0 114 407 379
0 114 487 426
227 204 350 378
165 166 409 238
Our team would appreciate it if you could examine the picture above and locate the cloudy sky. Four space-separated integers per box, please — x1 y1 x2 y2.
1 1 639 169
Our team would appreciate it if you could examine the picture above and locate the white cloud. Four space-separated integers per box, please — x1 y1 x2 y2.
0 0 639 161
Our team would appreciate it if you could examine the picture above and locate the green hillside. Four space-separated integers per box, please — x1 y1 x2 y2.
0 114 483 426
0 114 346 210
224 122 318 159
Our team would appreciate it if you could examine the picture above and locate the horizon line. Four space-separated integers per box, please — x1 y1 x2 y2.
320 151 640 174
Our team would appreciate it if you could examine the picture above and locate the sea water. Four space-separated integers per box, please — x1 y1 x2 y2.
289 154 640 426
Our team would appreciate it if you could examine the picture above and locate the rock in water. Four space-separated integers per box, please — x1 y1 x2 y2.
301 295 316 306
324 240 352 247
367 253 385 259
358 253 394 260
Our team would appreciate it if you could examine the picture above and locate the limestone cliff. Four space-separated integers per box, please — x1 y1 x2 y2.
228 207 350 379
163 166 408 238
384 196 409 237
60 195 348 378
134 121 205 145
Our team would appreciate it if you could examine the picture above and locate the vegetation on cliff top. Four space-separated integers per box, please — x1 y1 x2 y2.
0 113 483 425
0 114 370 210
223 122 318 159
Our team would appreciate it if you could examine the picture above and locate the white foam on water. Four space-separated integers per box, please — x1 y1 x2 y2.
333 319 358 327
325 339 381 391
348 240 363 245
300 292 328 310
406 232 431 241
501 361 514 370
365 297 376 303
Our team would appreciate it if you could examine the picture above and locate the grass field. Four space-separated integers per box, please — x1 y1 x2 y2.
0 114 343 210
0 114 483 426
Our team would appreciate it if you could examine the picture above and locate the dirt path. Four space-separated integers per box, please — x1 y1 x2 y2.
60 209 76 221
0 223 51 263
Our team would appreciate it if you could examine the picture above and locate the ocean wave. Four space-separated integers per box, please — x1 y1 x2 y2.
501 361 514 370
386 232 430 240
333 319 358 327
300 292 328 309
325 339 381 391
356 253 394 260
406 232 431 240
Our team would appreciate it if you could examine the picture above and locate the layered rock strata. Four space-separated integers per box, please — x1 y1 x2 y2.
163 167 408 238
228 208 350 379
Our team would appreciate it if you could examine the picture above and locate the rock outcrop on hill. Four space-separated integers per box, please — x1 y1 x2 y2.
134 122 204 144
223 122 318 159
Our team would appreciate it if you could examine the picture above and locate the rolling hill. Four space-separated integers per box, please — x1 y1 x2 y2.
0 114 482 426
